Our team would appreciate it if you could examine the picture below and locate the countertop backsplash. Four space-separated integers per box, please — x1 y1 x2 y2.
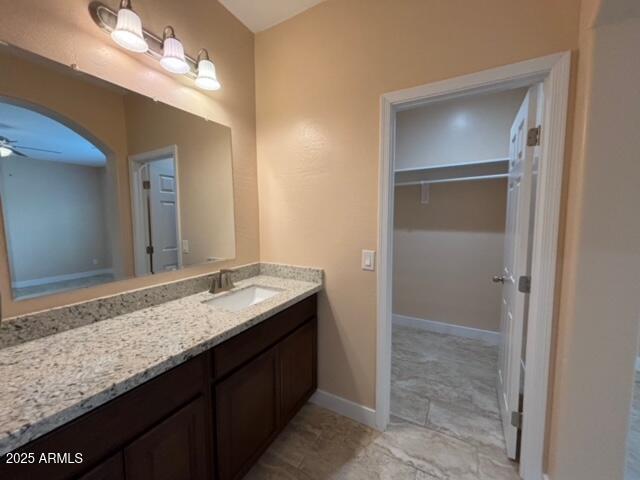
0 262 322 349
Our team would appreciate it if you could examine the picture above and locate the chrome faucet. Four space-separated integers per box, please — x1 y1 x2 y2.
209 269 235 294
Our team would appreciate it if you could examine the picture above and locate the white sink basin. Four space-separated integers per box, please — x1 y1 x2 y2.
203 286 282 312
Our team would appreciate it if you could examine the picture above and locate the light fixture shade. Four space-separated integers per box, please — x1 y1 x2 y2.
0 146 12 158
111 7 148 53
161 37 190 74
196 59 221 91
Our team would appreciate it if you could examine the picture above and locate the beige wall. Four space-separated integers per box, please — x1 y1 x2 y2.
256 0 580 408
547 2 640 478
393 180 507 332
395 89 526 170
0 0 259 318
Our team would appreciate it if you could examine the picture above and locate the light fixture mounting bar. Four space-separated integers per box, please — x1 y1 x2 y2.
89 1 198 79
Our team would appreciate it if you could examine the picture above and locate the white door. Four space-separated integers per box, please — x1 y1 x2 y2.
148 157 179 273
497 85 540 459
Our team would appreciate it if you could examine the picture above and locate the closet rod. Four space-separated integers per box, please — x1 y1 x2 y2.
395 173 508 187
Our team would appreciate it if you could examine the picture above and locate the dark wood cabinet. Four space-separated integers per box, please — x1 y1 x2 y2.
77 453 124 480
214 315 318 480
280 318 317 423
1 294 317 480
124 397 210 480
215 347 280 480
0 355 209 480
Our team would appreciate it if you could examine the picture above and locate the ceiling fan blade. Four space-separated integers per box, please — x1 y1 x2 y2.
11 148 27 157
14 145 61 154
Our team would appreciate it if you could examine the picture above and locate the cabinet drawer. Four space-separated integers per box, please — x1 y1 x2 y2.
0 354 207 480
211 294 316 380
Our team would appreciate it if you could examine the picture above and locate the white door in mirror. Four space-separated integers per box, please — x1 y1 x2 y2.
362 250 376 271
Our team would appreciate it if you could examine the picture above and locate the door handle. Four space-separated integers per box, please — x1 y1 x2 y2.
492 275 506 284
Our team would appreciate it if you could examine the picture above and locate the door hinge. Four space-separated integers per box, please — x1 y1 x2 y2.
511 411 523 429
518 275 531 294
527 126 541 146
142 180 151 190
146 245 154 255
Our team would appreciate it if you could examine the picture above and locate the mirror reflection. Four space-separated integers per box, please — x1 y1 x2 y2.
0 46 236 300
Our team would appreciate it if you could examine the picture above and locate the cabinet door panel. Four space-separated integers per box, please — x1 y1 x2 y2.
280 319 317 423
215 347 279 480
78 453 124 480
124 397 209 480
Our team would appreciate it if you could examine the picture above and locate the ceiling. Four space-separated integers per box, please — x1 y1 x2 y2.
219 0 327 32
0 102 106 167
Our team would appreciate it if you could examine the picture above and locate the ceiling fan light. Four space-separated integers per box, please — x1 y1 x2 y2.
160 27 190 75
111 1 148 53
0 146 12 157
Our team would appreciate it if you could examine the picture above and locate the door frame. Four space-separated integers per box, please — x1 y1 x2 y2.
129 145 183 277
376 52 571 480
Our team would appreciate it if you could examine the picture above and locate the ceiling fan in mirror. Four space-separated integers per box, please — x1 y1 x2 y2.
0 136 61 158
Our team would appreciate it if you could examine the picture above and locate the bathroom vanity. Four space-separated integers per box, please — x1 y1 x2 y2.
0 265 321 480
0 17 323 480
0 31 323 480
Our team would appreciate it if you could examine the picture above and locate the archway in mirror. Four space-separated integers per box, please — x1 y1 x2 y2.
0 100 116 300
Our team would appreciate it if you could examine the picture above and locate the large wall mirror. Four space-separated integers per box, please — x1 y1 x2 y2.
0 45 236 300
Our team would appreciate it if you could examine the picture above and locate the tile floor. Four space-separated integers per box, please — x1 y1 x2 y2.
626 369 640 479
247 325 519 479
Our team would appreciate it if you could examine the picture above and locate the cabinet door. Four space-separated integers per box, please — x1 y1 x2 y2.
280 319 317 423
215 347 279 480
78 453 125 480
124 397 209 480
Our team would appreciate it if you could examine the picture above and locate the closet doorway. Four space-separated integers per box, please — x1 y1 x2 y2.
377 53 571 480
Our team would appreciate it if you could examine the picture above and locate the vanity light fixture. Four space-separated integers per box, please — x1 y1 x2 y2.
160 26 190 75
195 49 221 91
110 0 148 53
90 2 221 90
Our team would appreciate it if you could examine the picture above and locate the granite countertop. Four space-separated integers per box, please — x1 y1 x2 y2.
0 273 322 456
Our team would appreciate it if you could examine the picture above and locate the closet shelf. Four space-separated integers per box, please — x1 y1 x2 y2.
394 157 509 186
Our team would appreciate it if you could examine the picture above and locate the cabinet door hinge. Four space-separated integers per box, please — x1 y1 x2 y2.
146 245 154 255
511 410 523 429
527 126 541 146
142 180 151 190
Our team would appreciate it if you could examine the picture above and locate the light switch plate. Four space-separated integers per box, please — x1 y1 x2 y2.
362 250 376 271
182 239 190 254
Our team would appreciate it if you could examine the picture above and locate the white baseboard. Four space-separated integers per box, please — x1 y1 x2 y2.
13 269 113 288
310 389 377 429
393 314 500 346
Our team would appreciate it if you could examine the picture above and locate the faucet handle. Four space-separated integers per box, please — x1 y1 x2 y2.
220 269 235 289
